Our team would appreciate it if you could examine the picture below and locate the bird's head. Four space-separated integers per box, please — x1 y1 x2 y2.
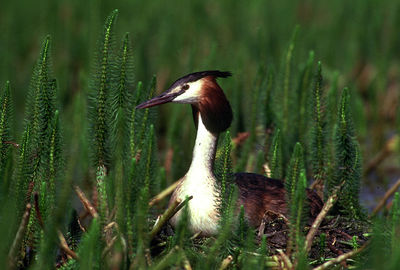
136 70 233 133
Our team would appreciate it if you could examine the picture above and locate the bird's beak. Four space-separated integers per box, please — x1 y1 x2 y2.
136 90 183 109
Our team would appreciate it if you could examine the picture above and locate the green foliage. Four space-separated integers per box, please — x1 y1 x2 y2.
0 81 14 189
298 51 315 146
286 143 308 255
111 32 134 164
272 26 299 163
328 88 363 217
281 26 299 140
325 72 339 183
390 192 400 253
267 128 283 179
88 9 118 170
215 131 235 218
206 131 240 265
136 124 158 196
78 218 102 270
309 62 327 190
358 194 400 269
23 36 59 192
96 164 109 226
14 124 32 215
129 81 144 158
131 186 150 267
286 142 305 202
171 201 190 248
13 35 62 261
111 32 134 235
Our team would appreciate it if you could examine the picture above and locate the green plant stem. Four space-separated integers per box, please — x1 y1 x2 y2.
74 185 99 218
312 242 369 270
8 203 32 269
305 189 339 253
149 196 192 240
149 180 180 207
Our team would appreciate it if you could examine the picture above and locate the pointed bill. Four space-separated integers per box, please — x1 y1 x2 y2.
136 90 183 109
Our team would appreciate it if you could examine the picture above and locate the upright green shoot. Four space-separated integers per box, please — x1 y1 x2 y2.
111 32 134 235
328 88 362 218
298 51 315 145
88 9 119 228
267 128 283 179
286 143 307 256
309 62 327 195
88 9 118 171
78 218 102 270
215 131 235 219
0 81 14 189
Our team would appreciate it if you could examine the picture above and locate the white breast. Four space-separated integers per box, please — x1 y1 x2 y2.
170 172 220 236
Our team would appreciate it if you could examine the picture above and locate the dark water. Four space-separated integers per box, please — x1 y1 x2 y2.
360 173 399 212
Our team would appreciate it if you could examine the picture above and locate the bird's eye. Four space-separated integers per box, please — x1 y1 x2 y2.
182 84 189 90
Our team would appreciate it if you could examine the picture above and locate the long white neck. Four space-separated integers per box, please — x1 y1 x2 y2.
170 113 221 236
187 114 218 177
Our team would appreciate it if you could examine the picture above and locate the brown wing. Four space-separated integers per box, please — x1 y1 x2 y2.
234 172 323 227
234 172 287 227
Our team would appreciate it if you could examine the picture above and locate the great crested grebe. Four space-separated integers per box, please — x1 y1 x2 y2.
136 71 322 236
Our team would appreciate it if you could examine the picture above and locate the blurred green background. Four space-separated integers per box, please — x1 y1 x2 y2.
0 0 399 208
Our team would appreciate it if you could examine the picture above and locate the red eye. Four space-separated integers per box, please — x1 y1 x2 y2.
182 84 189 90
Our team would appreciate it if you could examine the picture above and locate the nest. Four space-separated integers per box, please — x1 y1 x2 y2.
256 211 369 266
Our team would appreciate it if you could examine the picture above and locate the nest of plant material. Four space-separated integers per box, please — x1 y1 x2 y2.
150 210 369 268
256 211 369 266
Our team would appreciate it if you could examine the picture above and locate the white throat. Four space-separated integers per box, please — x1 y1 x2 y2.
187 114 218 176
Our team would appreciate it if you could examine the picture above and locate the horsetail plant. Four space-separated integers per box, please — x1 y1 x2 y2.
111 32 134 235
203 131 238 265
286 142 304 202
127 123 158 265
298 51 315 146
281 26 298 138
129 81 143 158
237 68 267 172
78 218 102 270
15 124 32 217
390 192 400 252
136 76 157 151
275 26 299 163
286 143 308 256
111 32 134 165
215 131 235 219
0 81 17 268
0 81 13 189
16 35 61 258
309 62 327 195
263 69 274 129
388 192 400 267
325 72 339 185
88 9 118 226
267 128 283 179
88 9 118 171
24 35 57 190
328 87 363 217
137 124 158 195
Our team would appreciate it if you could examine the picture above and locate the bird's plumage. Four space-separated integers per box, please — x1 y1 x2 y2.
235 172 323 227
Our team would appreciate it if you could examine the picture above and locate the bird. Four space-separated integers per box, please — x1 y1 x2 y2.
136 70 323 236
